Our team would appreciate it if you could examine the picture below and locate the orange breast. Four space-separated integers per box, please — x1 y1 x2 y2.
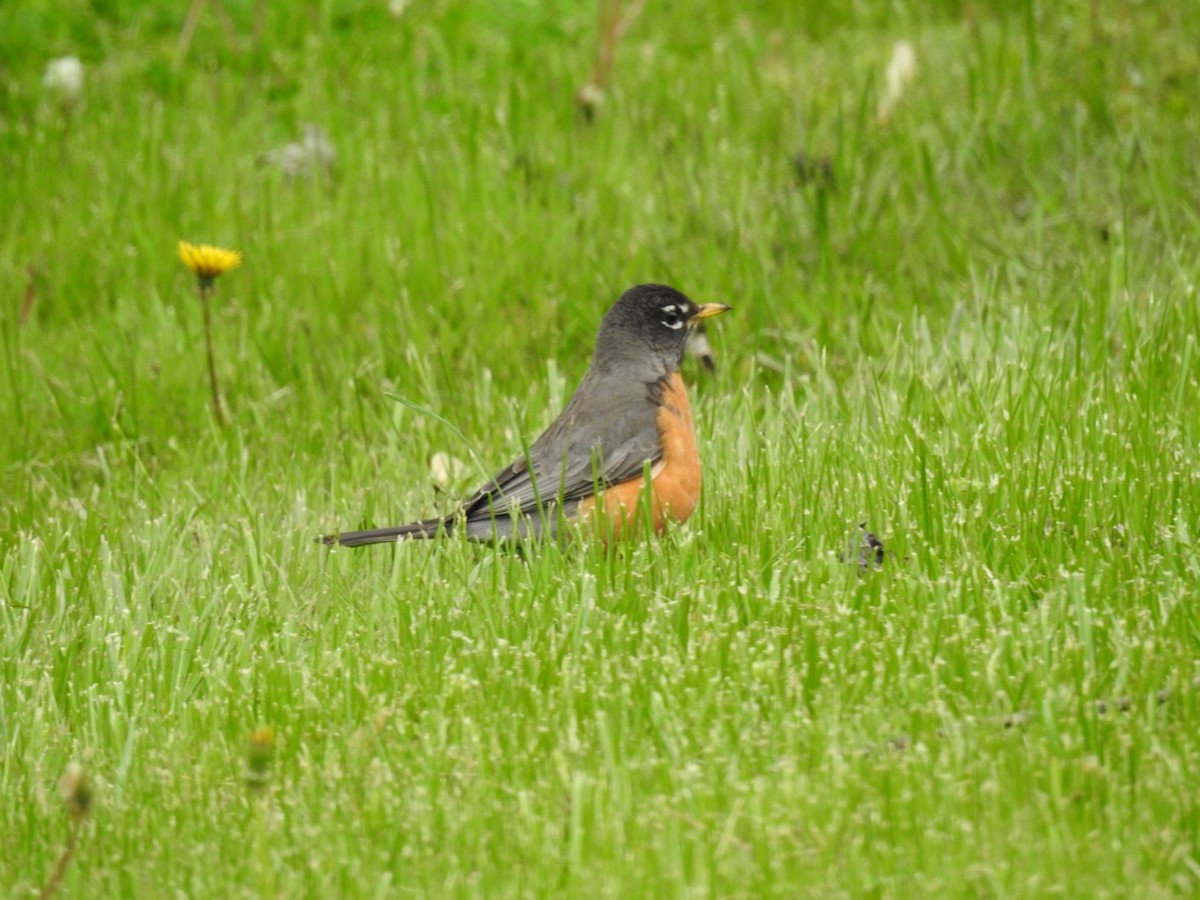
576 372 703 541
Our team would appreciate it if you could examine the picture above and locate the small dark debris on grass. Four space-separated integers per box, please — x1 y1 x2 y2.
971 686 1176 731
575 84 605 123
840 522 885 571
872 684 1188 756
792 150 835 189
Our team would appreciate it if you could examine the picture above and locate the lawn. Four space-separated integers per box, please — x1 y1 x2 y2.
2 0 1199 896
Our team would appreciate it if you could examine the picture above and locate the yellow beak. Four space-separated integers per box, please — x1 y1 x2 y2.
689 303 732 321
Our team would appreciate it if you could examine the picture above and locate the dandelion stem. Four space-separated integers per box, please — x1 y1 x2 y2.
254 793 274 899
199 283 227 426
38 817 82 900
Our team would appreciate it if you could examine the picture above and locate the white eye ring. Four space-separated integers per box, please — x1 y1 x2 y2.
660 304 685 329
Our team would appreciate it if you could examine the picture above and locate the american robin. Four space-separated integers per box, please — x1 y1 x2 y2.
322 284 731 546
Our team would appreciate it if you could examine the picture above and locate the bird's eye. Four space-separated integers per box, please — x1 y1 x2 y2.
659 304 686 330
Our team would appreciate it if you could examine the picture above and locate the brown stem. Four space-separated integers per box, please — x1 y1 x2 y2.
38 817 81 900
200 284 227 426
20 264 37 325
577 0 645 117
176 0 207 64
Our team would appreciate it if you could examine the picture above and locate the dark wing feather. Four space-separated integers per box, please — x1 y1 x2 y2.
459 377 662 530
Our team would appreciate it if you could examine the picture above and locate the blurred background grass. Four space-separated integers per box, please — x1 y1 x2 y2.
6 0 1196 479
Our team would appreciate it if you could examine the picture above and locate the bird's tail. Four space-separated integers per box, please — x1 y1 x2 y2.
319 517 449 547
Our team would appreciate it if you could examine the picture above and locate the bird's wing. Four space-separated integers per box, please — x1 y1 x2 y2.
459 383 662 526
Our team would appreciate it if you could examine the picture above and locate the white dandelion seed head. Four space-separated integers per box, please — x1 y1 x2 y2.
44 56 85 101
884 40 917 102
878 40 917 121
430 452 468 488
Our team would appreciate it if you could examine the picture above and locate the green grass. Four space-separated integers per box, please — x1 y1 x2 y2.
3 0 1200 895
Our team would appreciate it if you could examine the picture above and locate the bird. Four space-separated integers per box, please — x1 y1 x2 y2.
321 284 731 547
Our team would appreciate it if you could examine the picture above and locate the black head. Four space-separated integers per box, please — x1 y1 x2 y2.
593 284 731 373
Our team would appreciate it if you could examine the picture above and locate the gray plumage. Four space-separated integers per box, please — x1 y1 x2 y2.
324 284 717 546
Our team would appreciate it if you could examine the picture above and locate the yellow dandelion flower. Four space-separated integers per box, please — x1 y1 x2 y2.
248 725 276 760
178 240 242 286
178 240 240 426
246 725 276 792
